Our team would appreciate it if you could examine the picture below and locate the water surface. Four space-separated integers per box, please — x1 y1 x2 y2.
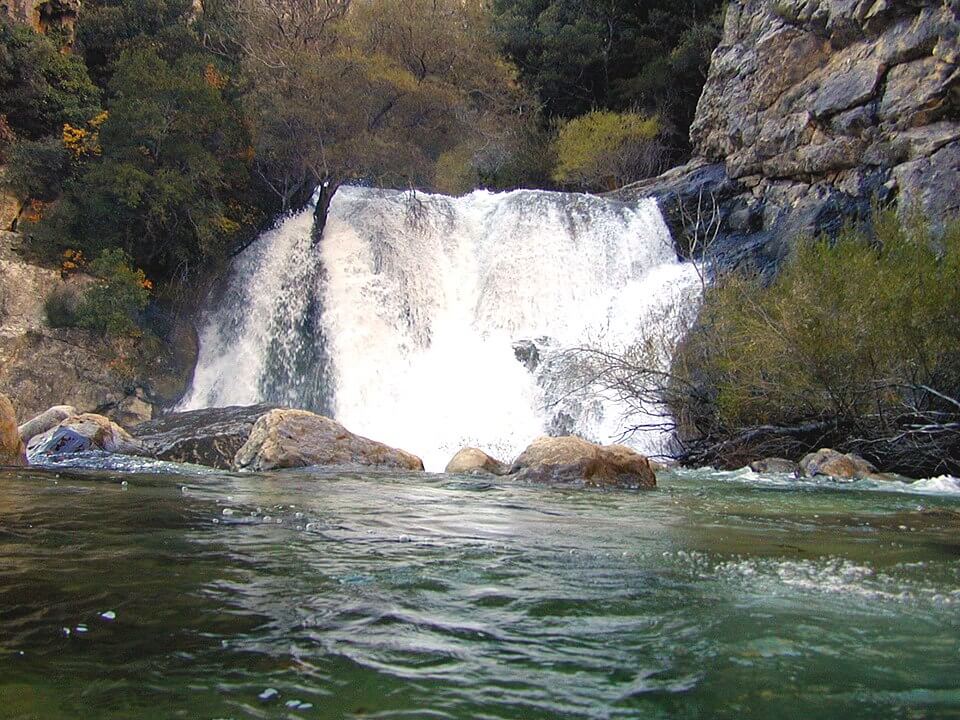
1 463 958 719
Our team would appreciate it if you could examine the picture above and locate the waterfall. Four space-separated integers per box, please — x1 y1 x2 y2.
181 186 702 470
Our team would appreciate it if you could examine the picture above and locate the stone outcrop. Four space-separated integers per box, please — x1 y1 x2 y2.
799 447 877 480
0 392 27 465
0 232 197 424
26 412 143 458
509 436 656 489
623 0 960 272
132 405 280 470
233 409 425 472
1 0 79 39
444 447 509 475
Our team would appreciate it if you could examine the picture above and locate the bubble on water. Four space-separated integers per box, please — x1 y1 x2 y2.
100 611 116 621
263 516 271 522
285 700 313 710
222 508 234 516
75 625 88 633
258 688 279 702
294 512 304 519
62 627 70 636
276 518 283 524
121 480 128 486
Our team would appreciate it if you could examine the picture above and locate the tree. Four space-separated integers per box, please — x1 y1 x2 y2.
0 19 101 139
39 46 260 276
492 0 724 158
552 110 665 190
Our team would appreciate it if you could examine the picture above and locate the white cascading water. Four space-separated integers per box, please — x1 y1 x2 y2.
181 186 702 470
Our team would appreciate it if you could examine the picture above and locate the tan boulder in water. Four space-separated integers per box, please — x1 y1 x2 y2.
749 457 801 475
445 447 509 475
799 448 877 481
509 436 656 489
0 393 27 466
233 409 425 472
27 413 143 457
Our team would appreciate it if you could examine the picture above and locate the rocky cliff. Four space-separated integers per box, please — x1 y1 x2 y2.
0 0 78 37
627 0 959 270
0 232 197 425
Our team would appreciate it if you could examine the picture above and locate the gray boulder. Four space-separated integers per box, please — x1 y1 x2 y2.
18 405 76 445
27 413 143 458
132 405 280 469
749 457 800 474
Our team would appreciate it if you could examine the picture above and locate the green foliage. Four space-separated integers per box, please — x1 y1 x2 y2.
552 111 663 190
75 248 151 336
76 0 197 86
42 46 257 275
0 19 101 139
492 0 724 156
2 136 70 200
673 211 960 472
44 285 82 327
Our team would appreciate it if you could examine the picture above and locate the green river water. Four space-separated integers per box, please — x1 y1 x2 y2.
1 460 958 719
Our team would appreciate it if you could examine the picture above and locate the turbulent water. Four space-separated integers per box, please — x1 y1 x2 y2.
2 462 959 719
182 187 700 469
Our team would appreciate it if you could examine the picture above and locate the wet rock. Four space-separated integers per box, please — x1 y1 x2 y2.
749 457 800 474
799 448 877 481
0 392 27 466
509 436 656 489
17 404 76 445
27 413 143 458
233 409 424 473
512 340 541 373
444 447 509 475
133 405 281 469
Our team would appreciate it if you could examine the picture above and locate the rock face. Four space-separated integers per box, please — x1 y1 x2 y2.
26 413 143 458
444 447 509 475
749 457 801 475
509 436 656 489
133 405 280 470
1 0 79 39
233 409 425 472
0 393 27 466
0 232 197 423
799 448 877 480
622 0 960 272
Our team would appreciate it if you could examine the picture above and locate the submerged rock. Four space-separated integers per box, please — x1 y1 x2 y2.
27 413 143 458
749 457 800 475
799 448 877 481
0 393 27 466
233 409 425 472
18 405 76 445
133 405 280 469
444 447 509 475
509 436 656 489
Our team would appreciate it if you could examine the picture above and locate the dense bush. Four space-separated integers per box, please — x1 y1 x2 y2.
75 248 151 336
492 0 724 158
671 211 960 475
0 19 101 139
552 111 664 190
44 284 82 327
3 136 70 200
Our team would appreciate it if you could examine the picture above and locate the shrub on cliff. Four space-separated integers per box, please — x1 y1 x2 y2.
671 211 960 475
75 248 151 336
552 111 665 190
0 19 101 140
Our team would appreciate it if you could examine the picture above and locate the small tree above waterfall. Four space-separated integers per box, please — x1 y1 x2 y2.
219 0 532 207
